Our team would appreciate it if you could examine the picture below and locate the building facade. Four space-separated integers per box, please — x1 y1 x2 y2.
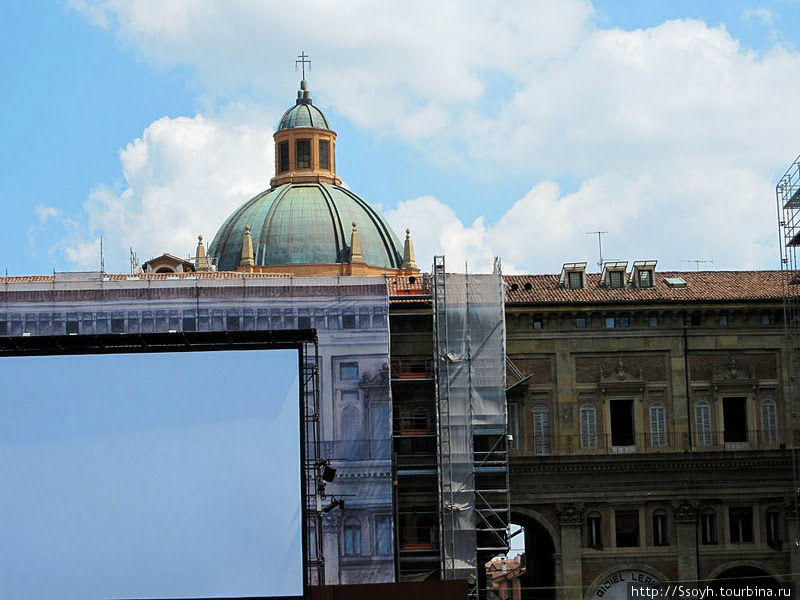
501 265 795 599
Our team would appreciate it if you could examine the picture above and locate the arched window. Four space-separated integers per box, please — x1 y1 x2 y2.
587 512 602 548
343 517 361 555
533 405 551 455
761 399 777 444
580 405 598 450
695 401 712 447
701 508 718 545
649 402 667 448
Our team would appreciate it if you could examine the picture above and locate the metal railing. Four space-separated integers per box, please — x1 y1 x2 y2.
391 357 435 379
395 435 438 468
322 438 391 461
509 429 792 457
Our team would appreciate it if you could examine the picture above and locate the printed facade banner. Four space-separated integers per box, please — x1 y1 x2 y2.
0 272 395 585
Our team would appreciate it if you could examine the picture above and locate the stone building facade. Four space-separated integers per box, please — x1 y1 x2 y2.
501 266 795 599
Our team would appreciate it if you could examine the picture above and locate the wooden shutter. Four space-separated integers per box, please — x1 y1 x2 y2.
649 403 667 448
695 402 711 447
761 400 777 443
580 405 597 449
533 405 550 455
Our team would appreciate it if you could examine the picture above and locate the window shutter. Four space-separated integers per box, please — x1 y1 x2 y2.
649 403 667 448
533 406 550 455
695 402 711 447
580 405 597 449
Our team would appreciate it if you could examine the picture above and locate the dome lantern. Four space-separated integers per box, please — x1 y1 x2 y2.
271 77 339 188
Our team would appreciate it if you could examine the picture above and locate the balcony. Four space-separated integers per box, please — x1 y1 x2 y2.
322 439 391 461
511 429 790 457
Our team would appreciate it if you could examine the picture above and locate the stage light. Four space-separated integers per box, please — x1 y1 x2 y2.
322 465 337 482
321 497 345 513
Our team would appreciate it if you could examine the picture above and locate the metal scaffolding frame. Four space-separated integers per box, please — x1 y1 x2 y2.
432 256 510 592
777 154 800 552
302 340 324 587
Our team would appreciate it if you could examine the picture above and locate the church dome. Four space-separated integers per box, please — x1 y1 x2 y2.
277 79 330 130
208 182 404 272
207 70 416 276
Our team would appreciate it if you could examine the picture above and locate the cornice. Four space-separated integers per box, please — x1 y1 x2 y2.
510 450 792 475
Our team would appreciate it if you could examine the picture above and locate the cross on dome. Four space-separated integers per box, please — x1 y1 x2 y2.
295 51 311 80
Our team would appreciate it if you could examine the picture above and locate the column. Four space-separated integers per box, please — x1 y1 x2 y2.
786 499 800 594
321 511 342 584
673 500 699 582
557 503 584 600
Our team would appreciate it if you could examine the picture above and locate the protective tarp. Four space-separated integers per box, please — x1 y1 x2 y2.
0 272 395 585
434 268 507 583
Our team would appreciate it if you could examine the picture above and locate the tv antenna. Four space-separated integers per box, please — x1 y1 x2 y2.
685 259 713 271
587 231 608 269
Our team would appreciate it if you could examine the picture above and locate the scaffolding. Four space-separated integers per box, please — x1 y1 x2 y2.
302 340 324 586
776 154 800 553
432 256 510 591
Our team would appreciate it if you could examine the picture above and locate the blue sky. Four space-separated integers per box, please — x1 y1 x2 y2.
2 1 800 275
0 349 302 599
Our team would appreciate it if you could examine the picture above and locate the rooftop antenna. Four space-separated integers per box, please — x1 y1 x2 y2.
587 231 608 270
99 236 105 273
685 259 713 271
130 247 141 274
295 50 311 79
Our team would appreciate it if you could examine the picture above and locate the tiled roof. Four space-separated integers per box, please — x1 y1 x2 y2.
0 272 295 284
504 270 786 305
389 274 430 297
0 270 787 306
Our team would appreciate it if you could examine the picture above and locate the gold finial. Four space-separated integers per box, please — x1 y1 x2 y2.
402 227 417 269
240 225 255 267
349 221 365 264
195 234 208 270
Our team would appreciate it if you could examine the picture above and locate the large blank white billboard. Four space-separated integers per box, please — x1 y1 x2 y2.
0 349 302 599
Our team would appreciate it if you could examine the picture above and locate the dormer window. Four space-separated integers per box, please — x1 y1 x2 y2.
560 262 587 290
631 260 657 288
601 261 628 288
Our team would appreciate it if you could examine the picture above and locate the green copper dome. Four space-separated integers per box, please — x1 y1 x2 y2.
277 79 330 131
208 183 404 271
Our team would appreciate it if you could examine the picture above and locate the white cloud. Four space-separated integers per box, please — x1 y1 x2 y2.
388 164 777 274
742 7 775 27
68 0 594 146
63 2 800 273
35 206 62 223
61 104 276 270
